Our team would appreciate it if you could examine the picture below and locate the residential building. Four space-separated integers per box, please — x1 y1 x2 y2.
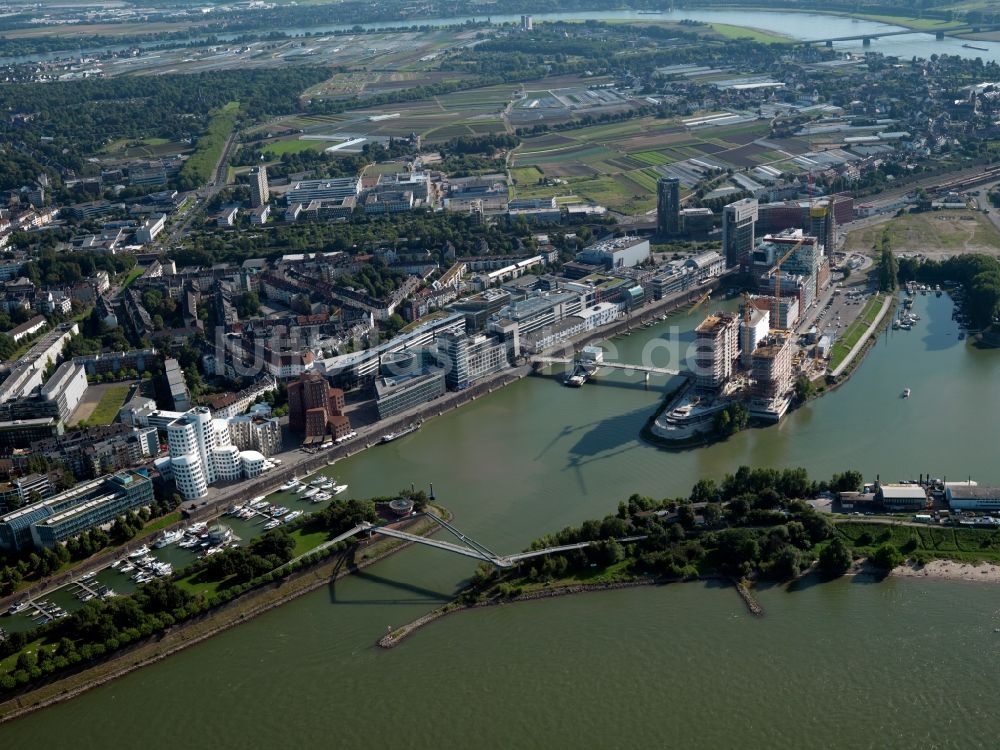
250 204 270 225
216 206 238 227
204 376 277 419
249 165 269 209
31 423 158 479
694 313 739 390
8 314 46 343
164 358 190 411
749 333 793 421
39 361 88 422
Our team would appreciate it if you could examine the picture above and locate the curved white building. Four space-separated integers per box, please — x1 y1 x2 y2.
171 453 207 499
239 450 266 478
212 445 242 482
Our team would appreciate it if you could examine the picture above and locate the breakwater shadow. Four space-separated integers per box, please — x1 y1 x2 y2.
327 568 455 606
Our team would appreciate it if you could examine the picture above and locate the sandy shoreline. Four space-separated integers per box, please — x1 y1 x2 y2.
892 559 1000 583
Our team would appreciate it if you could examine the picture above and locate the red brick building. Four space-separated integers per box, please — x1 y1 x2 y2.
287 371 350 440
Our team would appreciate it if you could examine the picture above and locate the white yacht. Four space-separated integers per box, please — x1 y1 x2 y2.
153 529 185 548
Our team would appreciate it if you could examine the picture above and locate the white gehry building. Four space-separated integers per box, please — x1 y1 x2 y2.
166 407 270 499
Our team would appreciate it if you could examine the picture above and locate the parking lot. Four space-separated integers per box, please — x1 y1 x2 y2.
810 285 875 343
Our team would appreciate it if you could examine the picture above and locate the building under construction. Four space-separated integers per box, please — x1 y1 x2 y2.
749 333 794 421
694 313 739 390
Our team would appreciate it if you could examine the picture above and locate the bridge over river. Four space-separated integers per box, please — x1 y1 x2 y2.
303 513 647 569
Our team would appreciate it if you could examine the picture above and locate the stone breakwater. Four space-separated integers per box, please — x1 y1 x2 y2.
378 579 659 648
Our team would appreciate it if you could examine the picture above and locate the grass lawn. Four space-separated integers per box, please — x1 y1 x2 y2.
86 383 133 425
139 512 182 538
829 294 885 369
708 23 791 44
119 266 144 290
288 525 332 557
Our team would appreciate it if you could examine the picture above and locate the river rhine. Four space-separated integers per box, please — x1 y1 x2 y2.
4 293 1000 746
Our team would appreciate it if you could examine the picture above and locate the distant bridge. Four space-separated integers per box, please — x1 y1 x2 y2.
357 514 647 569
801 28 950 46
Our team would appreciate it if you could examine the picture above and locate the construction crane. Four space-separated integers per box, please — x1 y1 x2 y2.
689 289 712 313
765 238 804 330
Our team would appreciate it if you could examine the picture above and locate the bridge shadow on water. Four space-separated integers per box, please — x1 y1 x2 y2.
562 405 665 493
326 567 460 606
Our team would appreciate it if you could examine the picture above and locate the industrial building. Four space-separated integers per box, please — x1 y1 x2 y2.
945 485 1000 511
876 483 928 511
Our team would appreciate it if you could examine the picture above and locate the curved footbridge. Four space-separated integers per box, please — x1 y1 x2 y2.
322 513 647 569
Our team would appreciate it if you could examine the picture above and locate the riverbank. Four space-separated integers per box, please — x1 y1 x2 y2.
892 559 1000 584
0 507 451 724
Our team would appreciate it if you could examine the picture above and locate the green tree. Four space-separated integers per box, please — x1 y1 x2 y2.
871 542 903 571
794 374 816 403
818 537 853 577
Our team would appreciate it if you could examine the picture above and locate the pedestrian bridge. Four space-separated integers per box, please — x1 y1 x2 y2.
358 515 646 568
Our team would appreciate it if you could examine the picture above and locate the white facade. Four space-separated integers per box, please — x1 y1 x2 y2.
40 361 89 422
240 450 267 478
136 213 166 244
166 407 271 498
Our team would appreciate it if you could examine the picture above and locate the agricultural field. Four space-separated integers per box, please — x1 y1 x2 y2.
509 115 789 214
844 210 1000 259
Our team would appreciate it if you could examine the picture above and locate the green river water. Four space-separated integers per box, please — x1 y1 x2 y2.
4 293 1000 748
